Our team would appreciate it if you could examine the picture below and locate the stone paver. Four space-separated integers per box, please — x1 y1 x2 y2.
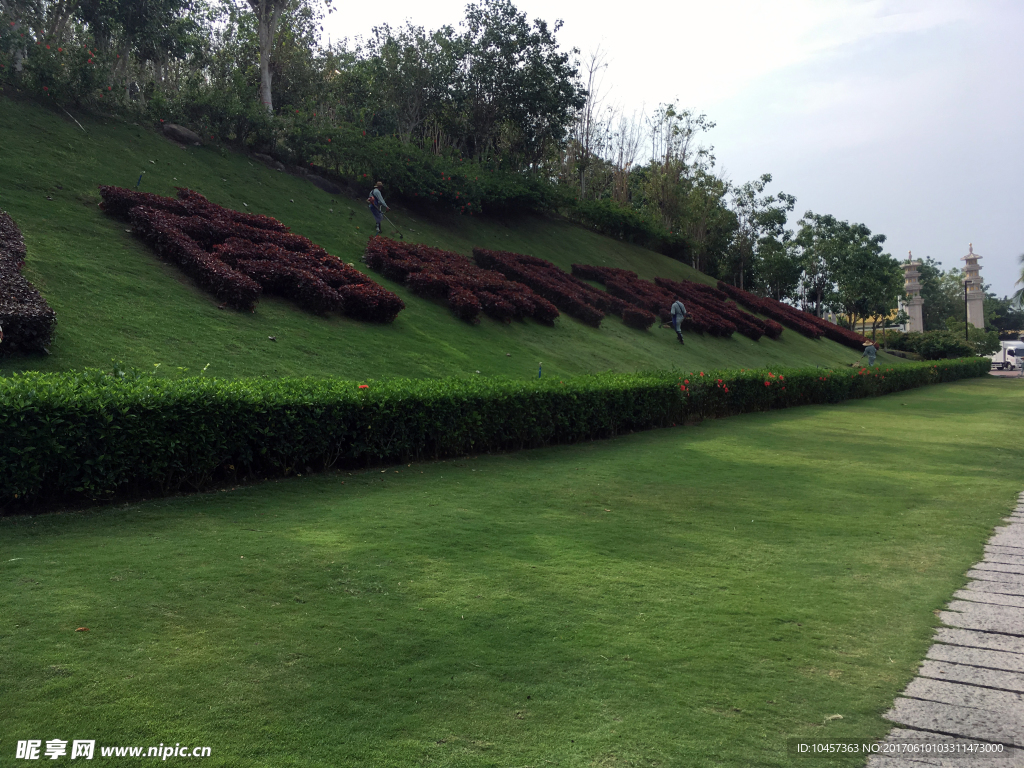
868 493 1024 767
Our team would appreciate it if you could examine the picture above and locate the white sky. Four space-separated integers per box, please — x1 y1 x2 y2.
324 0 1024 296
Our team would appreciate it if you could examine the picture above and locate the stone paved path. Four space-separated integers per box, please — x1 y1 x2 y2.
867 492 1024 767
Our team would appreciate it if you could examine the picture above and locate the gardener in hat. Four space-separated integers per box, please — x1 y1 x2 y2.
860 340 878 366
367 181 388 235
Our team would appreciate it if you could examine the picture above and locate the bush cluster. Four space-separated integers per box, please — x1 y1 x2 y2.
287 124 568 216
0 357 989 508
568 199 689 260
472 248 632 328
716 281 870 349
878 330 976 360
654 277 783 341
574 264 745 335
364 237 559 324
716 281 823 338
99 186 404 322
0 211 56 355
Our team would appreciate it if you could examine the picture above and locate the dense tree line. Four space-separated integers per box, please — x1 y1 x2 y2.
1 0 914 322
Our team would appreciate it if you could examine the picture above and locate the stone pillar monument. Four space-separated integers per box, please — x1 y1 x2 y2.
961 244 985 329
901 252 924 333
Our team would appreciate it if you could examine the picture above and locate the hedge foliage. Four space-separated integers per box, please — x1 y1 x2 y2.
0 211 56 355
473 247 632 328
716 281 870 349
365 237 559 324
879 329 977 360
0 357 989 509
99 186 404 322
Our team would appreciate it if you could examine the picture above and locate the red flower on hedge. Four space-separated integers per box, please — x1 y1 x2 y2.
764 381 770 386
683 379 689 384
358 384 368 389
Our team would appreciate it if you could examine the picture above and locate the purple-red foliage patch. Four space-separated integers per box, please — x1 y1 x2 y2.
365 237 559 324
716 281 868 348
716 281 821 339
472 248 629 327
654 277 782 341
99 186 403 322
572 264 739 337
0 211 56 354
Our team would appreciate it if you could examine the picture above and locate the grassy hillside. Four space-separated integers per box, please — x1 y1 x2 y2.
0 94 890 380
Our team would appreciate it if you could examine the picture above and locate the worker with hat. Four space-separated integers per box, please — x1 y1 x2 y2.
860 340 878 366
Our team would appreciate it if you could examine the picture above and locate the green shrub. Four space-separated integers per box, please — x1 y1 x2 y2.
879 330 976 360
0 358 988 509
569 199 689 261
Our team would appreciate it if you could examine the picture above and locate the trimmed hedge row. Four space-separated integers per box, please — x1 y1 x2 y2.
717 281 823 338
0 357 989 509
100 186 404 322
364 237 559 324
716 281 870 349
472 247 631 328
0 211 56 355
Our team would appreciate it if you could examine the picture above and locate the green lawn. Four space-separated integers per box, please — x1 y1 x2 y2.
3 377 1019 767
0 94 889 381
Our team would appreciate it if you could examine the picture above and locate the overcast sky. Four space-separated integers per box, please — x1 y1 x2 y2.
324 0 1024 296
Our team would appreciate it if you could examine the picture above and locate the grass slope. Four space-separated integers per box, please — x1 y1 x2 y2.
2 377 1020 767
0 94 889 380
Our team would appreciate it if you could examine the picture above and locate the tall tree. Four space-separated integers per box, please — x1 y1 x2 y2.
794 212 846 316
361 21 462 144
456 0 584 165
796 213 900 333
725 173 795 291
568 47 608 200
242 0 329 113
642 105 714 230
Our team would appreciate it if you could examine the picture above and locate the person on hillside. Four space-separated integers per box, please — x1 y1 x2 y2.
860 340 878 366
662 299 687 345
367 181 388 235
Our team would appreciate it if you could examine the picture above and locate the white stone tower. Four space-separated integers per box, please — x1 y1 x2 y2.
900 252 924 333
961 244 985 329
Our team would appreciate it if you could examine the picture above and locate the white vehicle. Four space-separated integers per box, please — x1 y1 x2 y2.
990 340 1024 370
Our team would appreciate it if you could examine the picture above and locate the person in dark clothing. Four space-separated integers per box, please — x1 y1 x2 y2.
663 299 686 344
367 181 388 234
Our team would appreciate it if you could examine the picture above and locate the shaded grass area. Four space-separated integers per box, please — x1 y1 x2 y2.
0 95 885 380
2 378 1020 767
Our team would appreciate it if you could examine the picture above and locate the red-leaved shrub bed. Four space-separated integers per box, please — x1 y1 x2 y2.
716 281 870 348
364 237 559 324
472 248 632 328
572 264 738 336
99 186 404 323
0 211 56 355
654 277 783 341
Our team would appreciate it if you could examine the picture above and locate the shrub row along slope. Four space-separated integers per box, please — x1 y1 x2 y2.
0 211 56 354
99 186 404 322
0 358 988 509
364 237 559 324
717 281 869 349
472 247 635 328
